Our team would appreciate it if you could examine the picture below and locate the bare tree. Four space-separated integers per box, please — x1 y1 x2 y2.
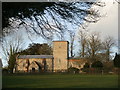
102 36 115 61
78 30 88 58
2 33 24 73
68 30 75 58
86 32 102 61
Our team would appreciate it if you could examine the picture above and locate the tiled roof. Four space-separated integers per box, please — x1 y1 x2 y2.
17 55 53 59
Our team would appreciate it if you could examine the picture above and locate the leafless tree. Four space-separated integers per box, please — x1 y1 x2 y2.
1 33 25 73
102 36 115 61
86 32 102 61
78 30 88 58
68 30 75 58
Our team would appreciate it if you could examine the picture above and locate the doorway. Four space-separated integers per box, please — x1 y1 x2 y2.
32 68 35 72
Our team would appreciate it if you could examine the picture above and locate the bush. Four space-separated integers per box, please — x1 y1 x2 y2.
90 61 103 74
92 61 103 68
89 68 103 74
81 63 90 73
103 61 114 73
68 67 79 74
81 68 89 73
83 63 90 68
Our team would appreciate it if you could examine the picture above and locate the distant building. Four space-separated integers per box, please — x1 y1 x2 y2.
15 41 87 73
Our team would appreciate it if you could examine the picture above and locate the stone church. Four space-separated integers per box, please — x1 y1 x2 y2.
15 41 87 73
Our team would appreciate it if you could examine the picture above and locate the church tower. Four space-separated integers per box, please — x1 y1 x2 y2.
53 41 69 72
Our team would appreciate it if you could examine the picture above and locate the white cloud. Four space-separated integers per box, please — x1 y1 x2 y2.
87 0 118 40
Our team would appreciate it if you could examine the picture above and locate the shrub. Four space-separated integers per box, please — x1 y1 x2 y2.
81 63 90 73
68 67 79 74
91 61 103 68
103 61 114 73
83 63 90 68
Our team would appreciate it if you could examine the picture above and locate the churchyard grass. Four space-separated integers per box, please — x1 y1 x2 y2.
2 74 118 88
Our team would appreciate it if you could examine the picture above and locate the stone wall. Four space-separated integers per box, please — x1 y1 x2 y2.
16 58 53 72
68 59 88 69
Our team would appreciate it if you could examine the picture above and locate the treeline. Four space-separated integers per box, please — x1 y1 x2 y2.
18 43 52 55
70 30 116 62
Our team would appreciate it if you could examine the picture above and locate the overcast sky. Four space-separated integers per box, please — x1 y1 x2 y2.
0 1 119 67
87 0 118 56
87 0 118 40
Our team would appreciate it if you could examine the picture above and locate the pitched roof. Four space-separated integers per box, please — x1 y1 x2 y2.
17 55 53 59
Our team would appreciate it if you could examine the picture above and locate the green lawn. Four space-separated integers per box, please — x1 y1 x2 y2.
2 74 118 88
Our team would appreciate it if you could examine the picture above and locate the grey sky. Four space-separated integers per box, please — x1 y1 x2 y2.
87 1 118 40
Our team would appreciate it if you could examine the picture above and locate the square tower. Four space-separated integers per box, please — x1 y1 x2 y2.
53 41 69 72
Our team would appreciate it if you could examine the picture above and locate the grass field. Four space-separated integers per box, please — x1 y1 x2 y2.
2 74 118 88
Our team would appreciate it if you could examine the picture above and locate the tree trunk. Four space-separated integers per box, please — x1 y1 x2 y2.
70 42 74 57
82 44 85 57
106 49 110 61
